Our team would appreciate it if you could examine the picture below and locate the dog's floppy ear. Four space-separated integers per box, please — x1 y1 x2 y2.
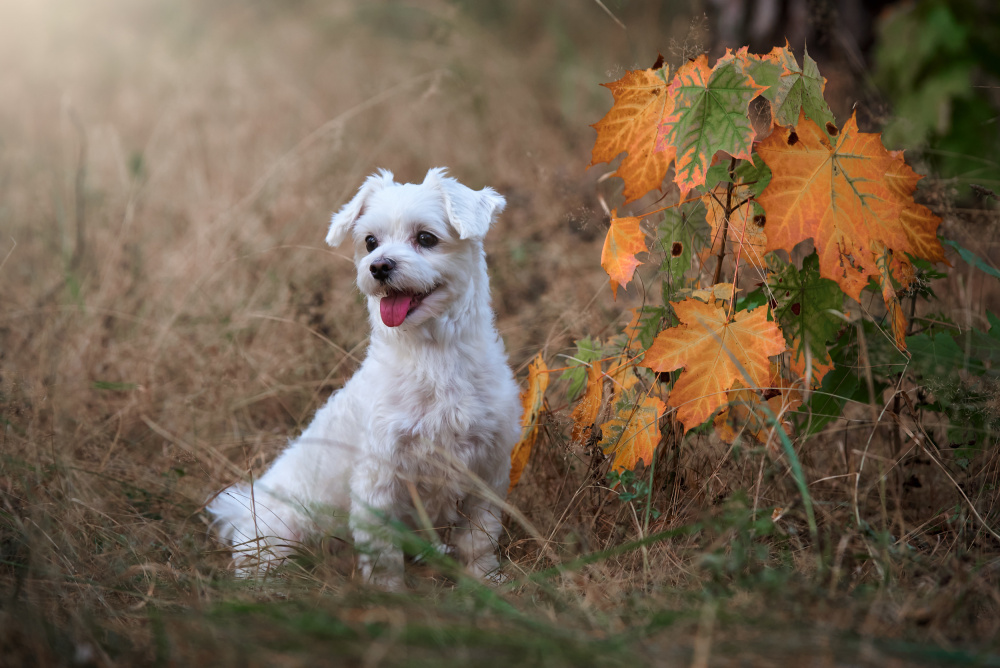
423 167 506 241
326 169 396 247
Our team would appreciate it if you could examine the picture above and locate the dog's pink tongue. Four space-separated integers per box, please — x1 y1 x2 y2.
380 293 413 327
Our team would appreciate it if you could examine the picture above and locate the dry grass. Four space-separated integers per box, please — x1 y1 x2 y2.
2 1 999 665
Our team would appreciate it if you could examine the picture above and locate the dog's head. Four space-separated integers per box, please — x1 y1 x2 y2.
327 168 506 330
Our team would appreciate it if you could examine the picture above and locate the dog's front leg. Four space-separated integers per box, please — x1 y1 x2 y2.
454 498 503 582
349 462 406 590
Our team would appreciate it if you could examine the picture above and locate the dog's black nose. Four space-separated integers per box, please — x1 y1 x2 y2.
370 258 396 283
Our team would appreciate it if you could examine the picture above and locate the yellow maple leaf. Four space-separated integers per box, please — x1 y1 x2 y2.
590 60 677 203
570 361 604 443
509 354 549 492
601 211 647 298
640 299 787 432
600 394 667 473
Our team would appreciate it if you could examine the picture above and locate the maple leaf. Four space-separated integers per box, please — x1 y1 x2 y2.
674 283 741 303
640 299 787 432
875 243 909 349
757 112 943 315
769 252 843 386
657 55 766 196
729 43 836 135
714 379 802 448
658 206 696 286
702 182 768 269
884 152 947 266
624 306 668 352
509 354 549 492
590 61 677 203
561 337 603 401
602 210 647 298
606 352 640 404
789 351 835 389
570 361 603 443
599 394 667 473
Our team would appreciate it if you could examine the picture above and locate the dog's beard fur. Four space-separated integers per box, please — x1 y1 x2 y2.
207 168 522 588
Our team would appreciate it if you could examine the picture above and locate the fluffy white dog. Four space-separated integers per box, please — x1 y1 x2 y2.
208 168 522 587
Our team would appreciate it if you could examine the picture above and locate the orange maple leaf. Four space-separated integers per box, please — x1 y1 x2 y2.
570 361 603 443
757 112 944 347
702 182 767 269
590 61 677 203
640 299 787 432
788 343 834 388
509 353 549 492
884 152 947 266
876 243 908 348
600 394 667 473
602 211 647 298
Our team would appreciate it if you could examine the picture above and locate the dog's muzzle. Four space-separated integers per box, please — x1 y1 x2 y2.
370 258 396 283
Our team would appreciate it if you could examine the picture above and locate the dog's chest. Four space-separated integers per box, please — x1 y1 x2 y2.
366 354 501 459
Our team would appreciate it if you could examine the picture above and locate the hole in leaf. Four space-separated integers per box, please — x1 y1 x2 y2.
826 122 839 136
753 214 766 228
762 387 781 400
787 130 799 146
671 242 683 257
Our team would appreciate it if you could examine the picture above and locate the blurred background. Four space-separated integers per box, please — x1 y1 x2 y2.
1 0 999 662
2 0 997 440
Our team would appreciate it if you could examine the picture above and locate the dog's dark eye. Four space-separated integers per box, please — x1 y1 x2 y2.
416 231 438 249
364 235 378 253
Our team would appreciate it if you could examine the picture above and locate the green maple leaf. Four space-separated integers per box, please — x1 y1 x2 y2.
769 252 844 370
723 44 836 138
657 54 766 196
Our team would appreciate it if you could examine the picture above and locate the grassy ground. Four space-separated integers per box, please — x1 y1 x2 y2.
2 1 999 665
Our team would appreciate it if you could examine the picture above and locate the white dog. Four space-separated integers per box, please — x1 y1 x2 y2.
207 168 522 587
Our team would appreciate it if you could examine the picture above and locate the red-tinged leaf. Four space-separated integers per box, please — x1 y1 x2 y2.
657 55 766 196
602 211 647 298
640 298 787 432
600 394 667 473
590 62 677 203
570 362 603 443
509 354 549 492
